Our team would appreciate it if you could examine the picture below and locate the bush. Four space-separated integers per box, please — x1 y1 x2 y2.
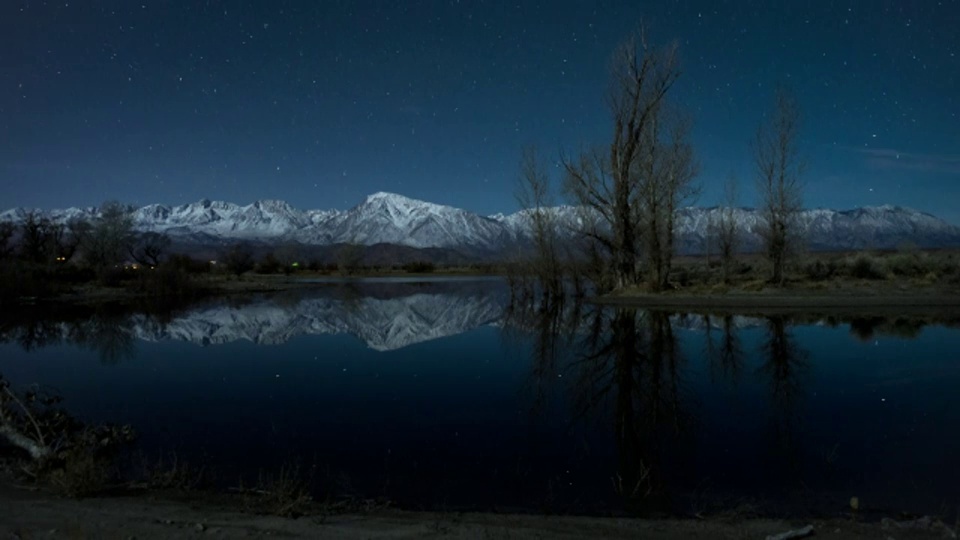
167 254 211 274
402 261 435 273
886 253 923 277
848 254 886 280
257 254 282 274
132 264 203 300
803 259 836 281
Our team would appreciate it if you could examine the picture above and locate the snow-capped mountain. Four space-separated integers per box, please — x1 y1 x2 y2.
2 193 959 257
291 192 516 252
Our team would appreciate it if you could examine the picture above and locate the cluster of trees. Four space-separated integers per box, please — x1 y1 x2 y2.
515 26 805 297
0 201 175 274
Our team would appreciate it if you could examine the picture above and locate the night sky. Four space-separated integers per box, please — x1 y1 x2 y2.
2 1 958 222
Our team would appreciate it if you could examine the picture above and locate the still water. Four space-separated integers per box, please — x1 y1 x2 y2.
1 278 959 517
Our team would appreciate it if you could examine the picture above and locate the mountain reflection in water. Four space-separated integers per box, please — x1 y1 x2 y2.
1 279 959 518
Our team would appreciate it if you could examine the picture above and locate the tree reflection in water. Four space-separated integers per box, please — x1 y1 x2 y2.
756 315 809 482
509 300 694 514
702 314 744 385
1 309 138 365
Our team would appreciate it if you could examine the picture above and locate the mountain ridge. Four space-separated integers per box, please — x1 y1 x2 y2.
2 192 960 258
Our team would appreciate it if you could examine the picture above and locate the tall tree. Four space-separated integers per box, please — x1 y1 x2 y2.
712 173 740 284
754 87 804 285
19 212 57 264
516 145 563 299
0 222 14 261
129 232 171 268
84 201 135 272
563 27 692 290
638 109 699 290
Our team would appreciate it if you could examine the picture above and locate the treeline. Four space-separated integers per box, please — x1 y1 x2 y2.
0 204 502 306
511 25 805 301
0 201 220 305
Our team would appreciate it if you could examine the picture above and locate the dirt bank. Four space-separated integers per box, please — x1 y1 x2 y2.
0 486 956 540
595 283 960 316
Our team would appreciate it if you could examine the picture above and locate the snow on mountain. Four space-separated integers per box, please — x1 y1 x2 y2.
2 193 959 255
294 192 514 252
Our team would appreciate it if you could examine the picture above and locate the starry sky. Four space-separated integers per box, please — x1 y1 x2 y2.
2 1 958 222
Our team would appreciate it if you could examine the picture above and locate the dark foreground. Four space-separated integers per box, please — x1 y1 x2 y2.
1 486 957 540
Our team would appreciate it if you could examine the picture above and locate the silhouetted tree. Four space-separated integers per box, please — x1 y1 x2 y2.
84 201 135 273
515 145 564 299
563 27 697 291
222 242 255 277
19 212 54 264
0 222 15 261
129 232 171 268
711 175 740 283
755 87 804 285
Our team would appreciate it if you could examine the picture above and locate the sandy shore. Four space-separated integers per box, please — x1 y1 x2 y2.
1 485 956 539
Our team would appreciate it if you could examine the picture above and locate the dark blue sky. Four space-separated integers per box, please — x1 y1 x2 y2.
2 1 958 221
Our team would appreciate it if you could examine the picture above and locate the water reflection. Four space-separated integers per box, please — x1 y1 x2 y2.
0 280 509 355
1 282 960 517
504 300 694 513
757 315 810 480
1 308 139 364
702 314 744 384
571 308 691 512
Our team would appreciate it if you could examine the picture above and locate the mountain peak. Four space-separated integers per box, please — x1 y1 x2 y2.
363 191 423 206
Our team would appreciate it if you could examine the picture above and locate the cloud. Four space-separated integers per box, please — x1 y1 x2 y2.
856 148 960 175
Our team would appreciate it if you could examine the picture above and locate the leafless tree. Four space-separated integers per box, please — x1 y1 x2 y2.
84 201 135 272
516 145 563 299
129 232 171 268
223 242 255 277
754 87 804 285
0 222 14 261
713 174 740 283
563 27 690 290
637 109 700 290
19 212 53 264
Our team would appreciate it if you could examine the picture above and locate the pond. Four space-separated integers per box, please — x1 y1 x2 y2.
1 277 959 518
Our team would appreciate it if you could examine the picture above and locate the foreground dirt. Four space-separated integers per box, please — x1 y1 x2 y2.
1 486 956 540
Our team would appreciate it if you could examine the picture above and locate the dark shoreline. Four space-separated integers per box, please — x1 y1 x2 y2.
591 292 960 316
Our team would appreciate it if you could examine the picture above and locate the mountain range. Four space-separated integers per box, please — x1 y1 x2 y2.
3 192 959 260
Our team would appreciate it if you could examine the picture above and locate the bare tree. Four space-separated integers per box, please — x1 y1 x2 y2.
563 27 687 290
638 109 699 290
0 222 14 261
18 212 53 264
83 201 135 272
61 218 91 263
516 145 563 299
223 242 255 277
754 87 804 285
129 232 171 268
714 174 740 283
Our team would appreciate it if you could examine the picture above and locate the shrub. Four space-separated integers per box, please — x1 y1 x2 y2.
886 253 923 277
849 254 886 280
803 259 836 281
257 253 282 274
402 261 435 273
167 254 211 274
132 264 204 300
